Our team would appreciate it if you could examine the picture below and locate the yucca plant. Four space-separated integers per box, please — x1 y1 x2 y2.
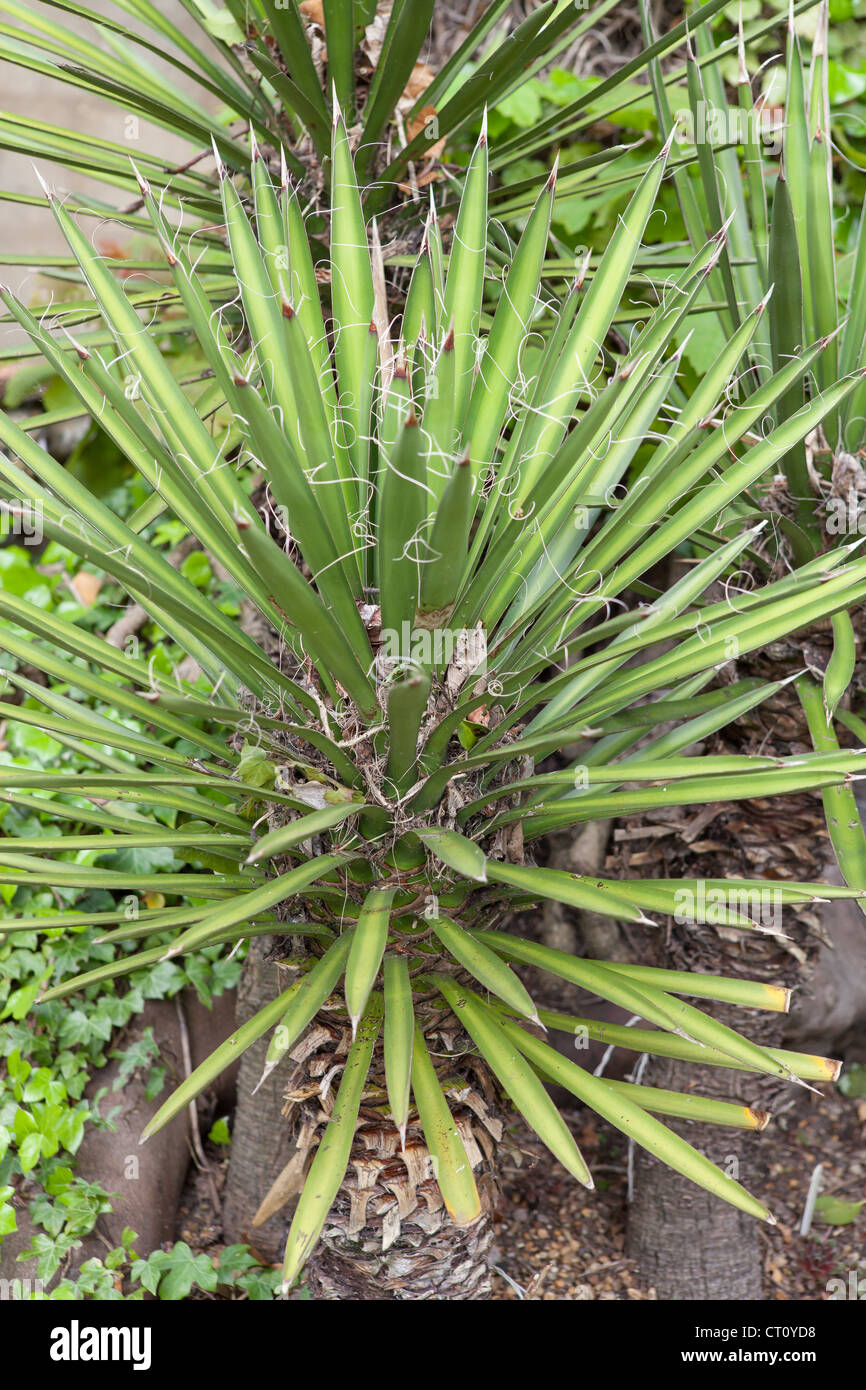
641 0 859 477
0 0 801 360
2 116 866 1298
636 0 866 901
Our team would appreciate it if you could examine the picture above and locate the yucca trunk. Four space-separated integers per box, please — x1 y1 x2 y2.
304 1110 497 1301
223 939 299 1262
225 940 501 1299
627 992 785 1300
287 979 501 1301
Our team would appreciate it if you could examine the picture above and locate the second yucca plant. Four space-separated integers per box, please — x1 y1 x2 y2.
2 113 866 1297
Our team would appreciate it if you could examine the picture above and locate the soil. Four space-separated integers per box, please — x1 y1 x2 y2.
487 1085 866 1301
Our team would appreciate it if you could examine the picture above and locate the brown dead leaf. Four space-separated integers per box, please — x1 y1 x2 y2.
407 104 446 162
299 0 324 25
70 571 102 607
397 168 444 194
403 62 435 105
360 1 392 71
252 1123 317 1225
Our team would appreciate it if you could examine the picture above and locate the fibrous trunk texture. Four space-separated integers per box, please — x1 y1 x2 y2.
306 1118 496 1299
274 988 502 1299
225 942 501 1296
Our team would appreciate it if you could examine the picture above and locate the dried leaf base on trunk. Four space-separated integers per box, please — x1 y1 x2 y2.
249 974 504 1299
307 1132 497 1301
309 1217 495 1300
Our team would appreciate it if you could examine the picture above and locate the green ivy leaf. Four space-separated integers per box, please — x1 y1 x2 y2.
216 1243 258 1281
180 551 212 589
98 845 178 874
208 1117 231 1147
153 1242 220 1300
237 742 275 790
18 1130 44 1173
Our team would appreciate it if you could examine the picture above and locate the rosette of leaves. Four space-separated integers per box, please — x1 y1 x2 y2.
0 117 863 1295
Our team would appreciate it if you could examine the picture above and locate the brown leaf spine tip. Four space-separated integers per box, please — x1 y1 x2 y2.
281 299 295 319
393 360 409 380
249 127 261 162
130 161 150 198
62 326 90 361
756 285 774 315
660 125 677 159
820 321 844 349
406 409 419 428
233 373 249 387
235 513 251 529
546 155 559 192
368 317 378 335
442 325 455 351
456 453 470 468
33 166 54 201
